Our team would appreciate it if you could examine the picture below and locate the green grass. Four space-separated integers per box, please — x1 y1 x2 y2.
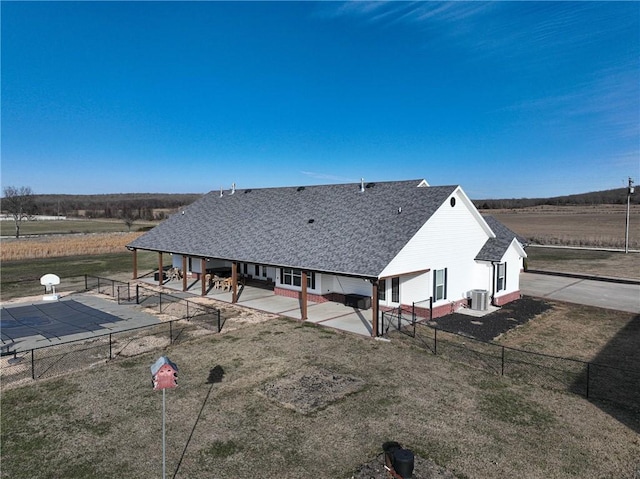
0 219 157 236
526 246 613 262
0 251 157 300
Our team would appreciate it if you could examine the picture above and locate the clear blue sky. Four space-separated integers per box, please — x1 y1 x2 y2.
2 1 638 199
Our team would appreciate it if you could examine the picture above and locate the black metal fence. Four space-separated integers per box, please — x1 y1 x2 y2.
1 276 225 387
381 310 640 411
1 319 215 386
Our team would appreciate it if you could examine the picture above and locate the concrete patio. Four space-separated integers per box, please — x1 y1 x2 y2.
139 276 377 337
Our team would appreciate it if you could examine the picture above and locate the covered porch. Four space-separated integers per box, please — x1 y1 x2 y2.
137 273 377 337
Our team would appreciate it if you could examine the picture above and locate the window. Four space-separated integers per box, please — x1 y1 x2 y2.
242 263 248 275
280 268 315 289
391 277 400 303
255 264 260 277
434 268 447 301
262 265 267 278
496 263 506 292
378 279 386 301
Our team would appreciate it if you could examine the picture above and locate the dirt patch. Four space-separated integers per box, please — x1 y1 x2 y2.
258 367 366 414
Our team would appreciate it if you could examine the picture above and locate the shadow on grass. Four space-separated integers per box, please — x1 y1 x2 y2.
571 314 640 433
172 365 225 479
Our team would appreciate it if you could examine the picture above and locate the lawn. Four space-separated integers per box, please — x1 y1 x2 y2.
1 311 638 479
0 251 158 301
0 218 157 236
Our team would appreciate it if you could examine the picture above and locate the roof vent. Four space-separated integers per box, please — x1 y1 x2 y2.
308 219 315 224
220 187 223 198
366 182 375 189
244 189 252 194
231 183 236 194
360 178 365 193
297 186 305 192
398 207 402 214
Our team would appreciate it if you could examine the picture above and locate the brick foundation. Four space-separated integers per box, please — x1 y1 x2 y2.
493 290 521 306
274 287 334 304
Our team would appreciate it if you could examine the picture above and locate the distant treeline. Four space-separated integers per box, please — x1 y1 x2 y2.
32 193 202 220
475 187 638 209
4 187 637 219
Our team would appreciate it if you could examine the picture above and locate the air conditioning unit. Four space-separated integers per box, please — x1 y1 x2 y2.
470 289 489 311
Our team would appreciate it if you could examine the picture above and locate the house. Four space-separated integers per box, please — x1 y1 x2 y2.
126 179 526 336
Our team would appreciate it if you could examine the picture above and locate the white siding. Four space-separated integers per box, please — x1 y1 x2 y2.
380 188 492 306
494 242 524 300
320 275 371 296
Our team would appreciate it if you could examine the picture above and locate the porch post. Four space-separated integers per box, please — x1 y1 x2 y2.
201 258 207 296
231 262 238 303
158 252 163 286
182 256 188 292
132 248 138 280
371 280 379 337
301 271 308 320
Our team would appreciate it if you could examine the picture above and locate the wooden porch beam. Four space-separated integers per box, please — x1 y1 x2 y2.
132 248 138 280
371 280 379 337
182 255 188 292
231 262 238 303
301 271 308 320
201 258 206 296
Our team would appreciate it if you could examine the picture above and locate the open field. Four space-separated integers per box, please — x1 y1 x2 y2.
2 302 639 479
525 246 640 281
486 204 640 249
0 232 147 262
0 218 157 237
0 250 158 301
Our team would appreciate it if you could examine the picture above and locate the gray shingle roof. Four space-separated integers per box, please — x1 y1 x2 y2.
475 215 526 262
128 180 458 278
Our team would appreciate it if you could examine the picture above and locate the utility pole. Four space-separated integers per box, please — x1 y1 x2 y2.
625 177 635 254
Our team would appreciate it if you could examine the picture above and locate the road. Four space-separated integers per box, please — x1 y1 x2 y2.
520 272 640 314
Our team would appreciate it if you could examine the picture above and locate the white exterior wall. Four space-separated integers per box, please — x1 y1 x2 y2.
494 243 524 300
380 188 493 307
323 275 371 296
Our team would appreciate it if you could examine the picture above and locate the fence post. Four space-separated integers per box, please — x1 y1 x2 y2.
169 321 173 344
501 346 505 376
159 293 162 313
85 274 88 291
397 308 402 331
217 310 221 333
429 297 433 322
109 334 112 360
31 350 36 379
111 280 115 298
136 284 139 304
586 363 590 398
434 328 437 355
127 283 131 301
186 301 189 320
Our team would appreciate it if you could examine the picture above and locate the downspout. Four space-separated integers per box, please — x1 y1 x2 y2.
491 262 497 306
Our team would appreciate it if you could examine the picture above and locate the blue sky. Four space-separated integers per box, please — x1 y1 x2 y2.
2 1 638 198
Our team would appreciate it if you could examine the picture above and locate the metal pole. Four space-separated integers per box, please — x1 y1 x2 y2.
31 349 35 379
162 388 166 479
586 363 590 399
109 334 112 360
625 185 631 254
501 346 505 376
